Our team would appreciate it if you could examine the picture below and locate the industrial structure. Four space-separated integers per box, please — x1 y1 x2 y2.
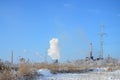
11 50 13 64
53 59 58 64
90 42 93 60
99 24 106 59
86 24 106 61
86 42 93 61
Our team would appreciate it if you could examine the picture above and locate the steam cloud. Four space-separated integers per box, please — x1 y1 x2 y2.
48 38 60 60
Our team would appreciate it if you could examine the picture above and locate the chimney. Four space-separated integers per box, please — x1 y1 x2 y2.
53 59 58 64
90 42 93 59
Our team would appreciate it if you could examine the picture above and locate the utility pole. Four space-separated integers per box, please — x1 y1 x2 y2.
99 24 106 59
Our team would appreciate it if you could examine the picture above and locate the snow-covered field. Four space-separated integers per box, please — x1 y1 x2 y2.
37 69 120 80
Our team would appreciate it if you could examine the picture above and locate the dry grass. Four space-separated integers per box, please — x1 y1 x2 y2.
0 60 37 80
34 62 91 73
18 62 36 77
0 61 16 80
34 63 59 73
0 57 120 80
34 58 120 73
0 69 16 80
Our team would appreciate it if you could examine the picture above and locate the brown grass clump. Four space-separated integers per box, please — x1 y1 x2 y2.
35 62 49 69
18 61 36 78
35 63 59 73
0 61 16 80
0 69 16 80
48 63 59 74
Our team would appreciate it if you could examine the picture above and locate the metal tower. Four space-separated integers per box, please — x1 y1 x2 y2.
99 24 106 59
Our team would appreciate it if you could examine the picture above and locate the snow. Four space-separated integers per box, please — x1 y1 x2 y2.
36 69 120 80
93 67 108 72
114 70 120 73
37 69 52 76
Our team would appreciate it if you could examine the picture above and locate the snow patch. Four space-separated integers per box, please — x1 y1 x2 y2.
93 68 108 72
37 69 52 76
114 70 120 73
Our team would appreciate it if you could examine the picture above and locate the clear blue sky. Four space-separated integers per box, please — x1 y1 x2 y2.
0 0 120 63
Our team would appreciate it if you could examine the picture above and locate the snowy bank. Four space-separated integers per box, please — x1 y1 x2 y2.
37 69 53 76
93 67 108 72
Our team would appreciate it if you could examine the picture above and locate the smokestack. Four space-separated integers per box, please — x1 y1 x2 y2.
90 42 93 59
53 59 58 64
11 51 13 64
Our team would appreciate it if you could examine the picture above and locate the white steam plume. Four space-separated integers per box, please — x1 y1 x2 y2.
48 38 60 60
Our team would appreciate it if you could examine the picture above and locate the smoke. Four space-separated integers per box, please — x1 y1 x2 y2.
48 38 60 60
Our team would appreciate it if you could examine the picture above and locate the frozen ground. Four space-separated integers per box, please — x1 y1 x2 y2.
37 69 120 80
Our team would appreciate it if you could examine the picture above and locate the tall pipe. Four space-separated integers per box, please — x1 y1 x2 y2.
90 42 92 59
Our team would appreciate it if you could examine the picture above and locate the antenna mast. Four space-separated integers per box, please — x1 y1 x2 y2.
99 24 105 59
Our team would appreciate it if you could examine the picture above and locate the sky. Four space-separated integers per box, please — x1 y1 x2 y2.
0 0 120 63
